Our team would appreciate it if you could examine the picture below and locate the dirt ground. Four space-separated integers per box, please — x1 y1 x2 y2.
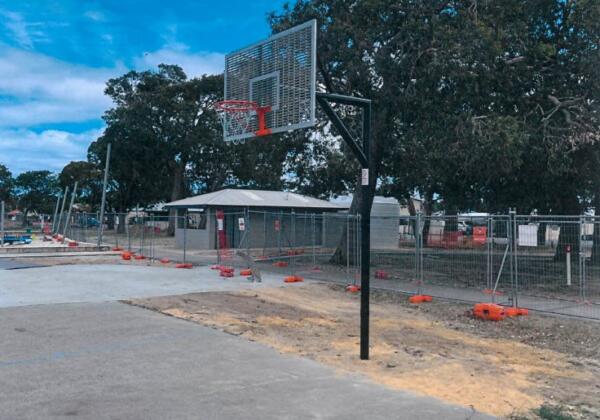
126 283 600 419
20 254 173 267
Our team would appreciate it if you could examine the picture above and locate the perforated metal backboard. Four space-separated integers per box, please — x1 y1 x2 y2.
222 19 317 142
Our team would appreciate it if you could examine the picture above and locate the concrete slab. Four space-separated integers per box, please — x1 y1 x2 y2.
0 264 293 308
0 302 492 419
0 251 119 258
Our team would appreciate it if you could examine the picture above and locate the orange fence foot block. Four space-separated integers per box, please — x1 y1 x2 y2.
375 270 390 279
240 269 252 276
473 303 506 321
284 275 304 283
409 295 433 304
220 271 234 277
505 307 529 317
134 255 146 260
175 263 193 269
346 285 361 293
112 247 123 252
482 288 504 296
159 258 170 264
68 241 78 247
273 261 289 268
121 252 132 261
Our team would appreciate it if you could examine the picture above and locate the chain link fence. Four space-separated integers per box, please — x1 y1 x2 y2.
3 204 599 319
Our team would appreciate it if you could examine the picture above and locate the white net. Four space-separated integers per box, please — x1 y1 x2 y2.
216 101 257 143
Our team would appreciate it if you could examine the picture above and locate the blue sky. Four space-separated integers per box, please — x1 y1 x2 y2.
0 0 288 175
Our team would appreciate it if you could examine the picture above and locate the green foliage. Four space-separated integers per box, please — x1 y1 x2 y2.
534 404 575 420
59 161 103 210
269 0 600 214
14 171 58 215
88 66 228 210
0 164 13 203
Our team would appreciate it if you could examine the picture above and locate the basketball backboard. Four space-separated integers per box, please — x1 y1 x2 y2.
219 19 317 142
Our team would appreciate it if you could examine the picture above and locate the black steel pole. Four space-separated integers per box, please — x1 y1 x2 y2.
360 101 371 360
316 92 372 360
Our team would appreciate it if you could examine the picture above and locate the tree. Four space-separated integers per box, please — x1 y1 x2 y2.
0 164 13 204
59 161 103 211
14 171 58 226
269 1 599 259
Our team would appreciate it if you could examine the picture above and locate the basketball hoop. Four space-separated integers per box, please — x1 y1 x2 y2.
215 100 271 142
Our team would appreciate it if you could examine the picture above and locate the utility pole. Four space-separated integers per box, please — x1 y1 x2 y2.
97 143 112 247
63 182 78 239
55 186 69 235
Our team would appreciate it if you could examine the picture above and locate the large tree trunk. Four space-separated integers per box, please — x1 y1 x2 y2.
21 208 30 227
591 220 600 265
590 195 600 265
421 190 434 246
553 194 581 261
116 204 126 234
444 204 459 232
167 161 186 236
330 172 373 265
117 213 126 234
107 213 115 230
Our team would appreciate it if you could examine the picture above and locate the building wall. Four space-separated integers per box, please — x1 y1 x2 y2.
175 207 328 250
175 227 210 249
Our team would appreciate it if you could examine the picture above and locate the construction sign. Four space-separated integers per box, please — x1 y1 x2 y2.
238 217 245 231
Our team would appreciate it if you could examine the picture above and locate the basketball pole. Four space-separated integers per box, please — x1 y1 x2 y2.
316 92 372 360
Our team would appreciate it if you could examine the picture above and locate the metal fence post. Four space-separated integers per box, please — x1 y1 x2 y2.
291 209 296 275
579 215 586 302
486 215 491 292
127 215 131 252
263 211 267 257
508 208 518 307
55 186 69 235
312 213 316 267
346 213 350 280
62 182 78 240
0 200 4 247
415 212 423 293
51 195 60 234
246 208 251 258
183 213 187 264
97 142 111 248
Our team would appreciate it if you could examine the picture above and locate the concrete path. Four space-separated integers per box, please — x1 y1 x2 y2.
0 259 43 270
0 263 493 419
0 302 491 420
0 264 284 308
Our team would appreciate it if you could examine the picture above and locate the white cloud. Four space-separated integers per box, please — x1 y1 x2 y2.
0 128 103 174
1 10 47 49
0 40 224 173
84 10 106 22
135 43 224 77
0 45 123 128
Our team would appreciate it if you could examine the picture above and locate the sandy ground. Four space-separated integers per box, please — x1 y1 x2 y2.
127 283 600 419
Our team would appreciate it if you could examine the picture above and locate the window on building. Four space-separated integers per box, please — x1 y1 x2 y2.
177 210 206 230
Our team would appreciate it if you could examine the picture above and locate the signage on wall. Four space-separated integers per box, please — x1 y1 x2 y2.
216 210 224 231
